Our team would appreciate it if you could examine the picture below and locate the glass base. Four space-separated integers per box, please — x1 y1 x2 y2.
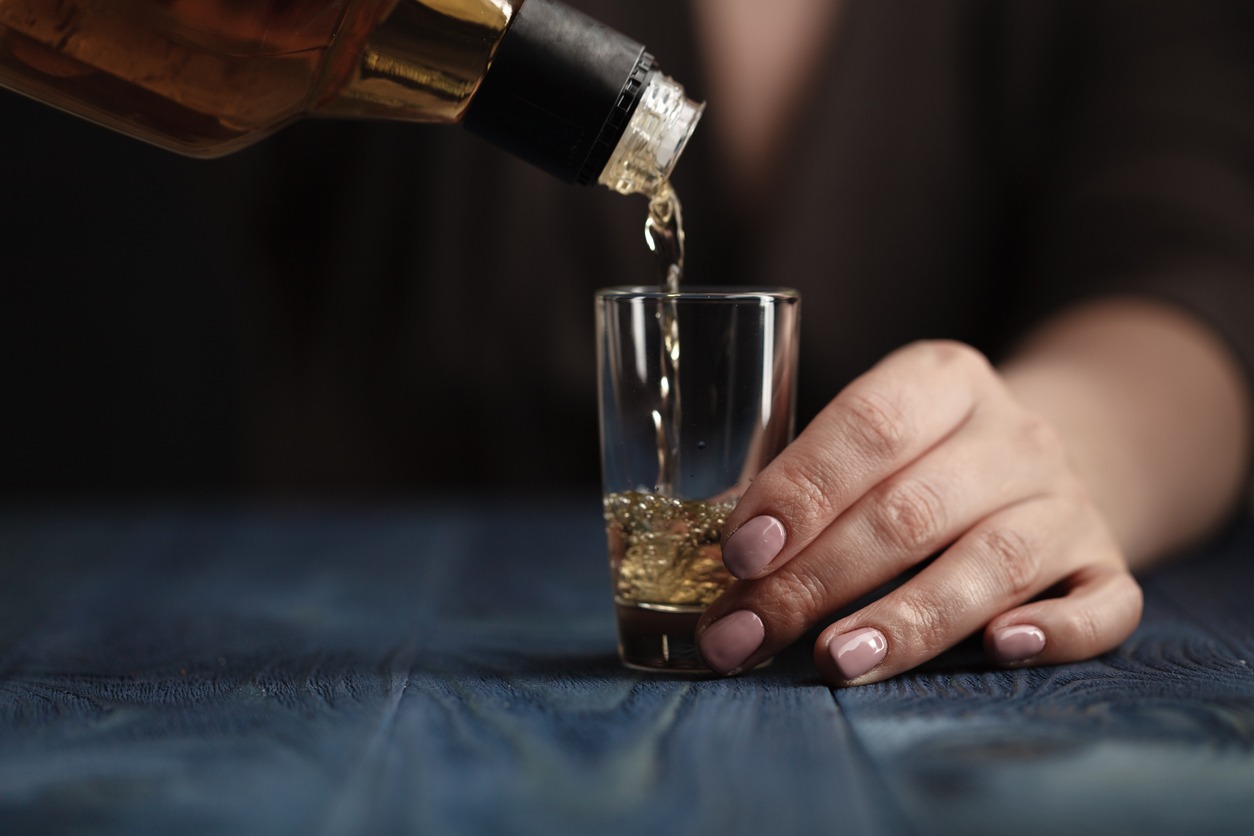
616 603 709 674
615 602 774 675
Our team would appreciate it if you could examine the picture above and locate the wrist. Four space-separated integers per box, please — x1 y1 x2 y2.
1000 298 1252 567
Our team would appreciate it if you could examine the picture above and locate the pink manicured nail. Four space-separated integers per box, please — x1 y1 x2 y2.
991 624 1046 663
722 516 786 578
699 610 765 674
828 627 888 680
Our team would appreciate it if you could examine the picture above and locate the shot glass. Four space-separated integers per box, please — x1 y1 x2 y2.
595 286 800 673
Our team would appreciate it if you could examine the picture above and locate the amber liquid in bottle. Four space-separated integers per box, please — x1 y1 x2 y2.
0 0 520 156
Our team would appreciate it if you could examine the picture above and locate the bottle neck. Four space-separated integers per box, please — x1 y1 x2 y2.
598 73 704 197
461 0 701 191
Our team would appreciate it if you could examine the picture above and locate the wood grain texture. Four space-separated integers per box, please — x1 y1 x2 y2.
0 501 901 835
1 501 1252 835
834 520 1254 836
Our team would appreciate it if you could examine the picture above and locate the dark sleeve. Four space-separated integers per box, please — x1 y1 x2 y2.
1004 0 1254 384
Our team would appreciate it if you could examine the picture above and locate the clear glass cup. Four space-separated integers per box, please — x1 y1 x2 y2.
595 286 800 673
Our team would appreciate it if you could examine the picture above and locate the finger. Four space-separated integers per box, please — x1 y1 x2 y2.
810 496 1118 685
698 408 1068 671
983 565 1144 666
727 398 1067 583
721 341 992 580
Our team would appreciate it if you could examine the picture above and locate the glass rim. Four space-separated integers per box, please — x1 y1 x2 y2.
596 285 799 302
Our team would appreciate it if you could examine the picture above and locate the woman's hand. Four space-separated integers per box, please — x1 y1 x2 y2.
696 339 1144 684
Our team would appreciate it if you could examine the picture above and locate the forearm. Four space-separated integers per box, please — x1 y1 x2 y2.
1000 297 1253 569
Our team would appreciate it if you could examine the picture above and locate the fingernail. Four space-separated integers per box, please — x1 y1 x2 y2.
991 624 1046 663
829 627 888 680
699 610 765 674
723 516 786 578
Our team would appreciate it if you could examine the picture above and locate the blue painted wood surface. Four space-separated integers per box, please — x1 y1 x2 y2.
1 499 1252 835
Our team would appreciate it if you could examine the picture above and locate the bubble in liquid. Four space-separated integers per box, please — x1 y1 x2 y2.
603 490 737 607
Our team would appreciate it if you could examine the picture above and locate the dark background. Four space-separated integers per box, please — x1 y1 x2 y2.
1 91 259 497
6 1 1253 501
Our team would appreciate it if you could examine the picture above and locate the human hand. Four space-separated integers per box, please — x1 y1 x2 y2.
696 340 1144 684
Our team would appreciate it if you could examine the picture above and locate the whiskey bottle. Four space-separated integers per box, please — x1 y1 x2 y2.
0 0 702 193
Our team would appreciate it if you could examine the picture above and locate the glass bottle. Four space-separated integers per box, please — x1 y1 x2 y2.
0 0 702 193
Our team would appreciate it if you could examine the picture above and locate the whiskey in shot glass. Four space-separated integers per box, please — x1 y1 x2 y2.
596 286 799 672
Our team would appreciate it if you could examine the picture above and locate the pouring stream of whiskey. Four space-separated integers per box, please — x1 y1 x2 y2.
645 182 684 294
644 183 685 493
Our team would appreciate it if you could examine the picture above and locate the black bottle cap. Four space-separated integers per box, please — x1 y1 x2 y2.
462 0 654 184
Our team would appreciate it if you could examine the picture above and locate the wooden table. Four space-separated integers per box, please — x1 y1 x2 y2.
2 498 1252 835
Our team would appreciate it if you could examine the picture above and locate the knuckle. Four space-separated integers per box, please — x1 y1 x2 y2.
1064 605 1104 651
760 459 841 529
895 588 953 654
915 339 992 375
841 389 911 463
760 569 831 625
974 525 1041 597
1016 411 1067 463
871 478 948 552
